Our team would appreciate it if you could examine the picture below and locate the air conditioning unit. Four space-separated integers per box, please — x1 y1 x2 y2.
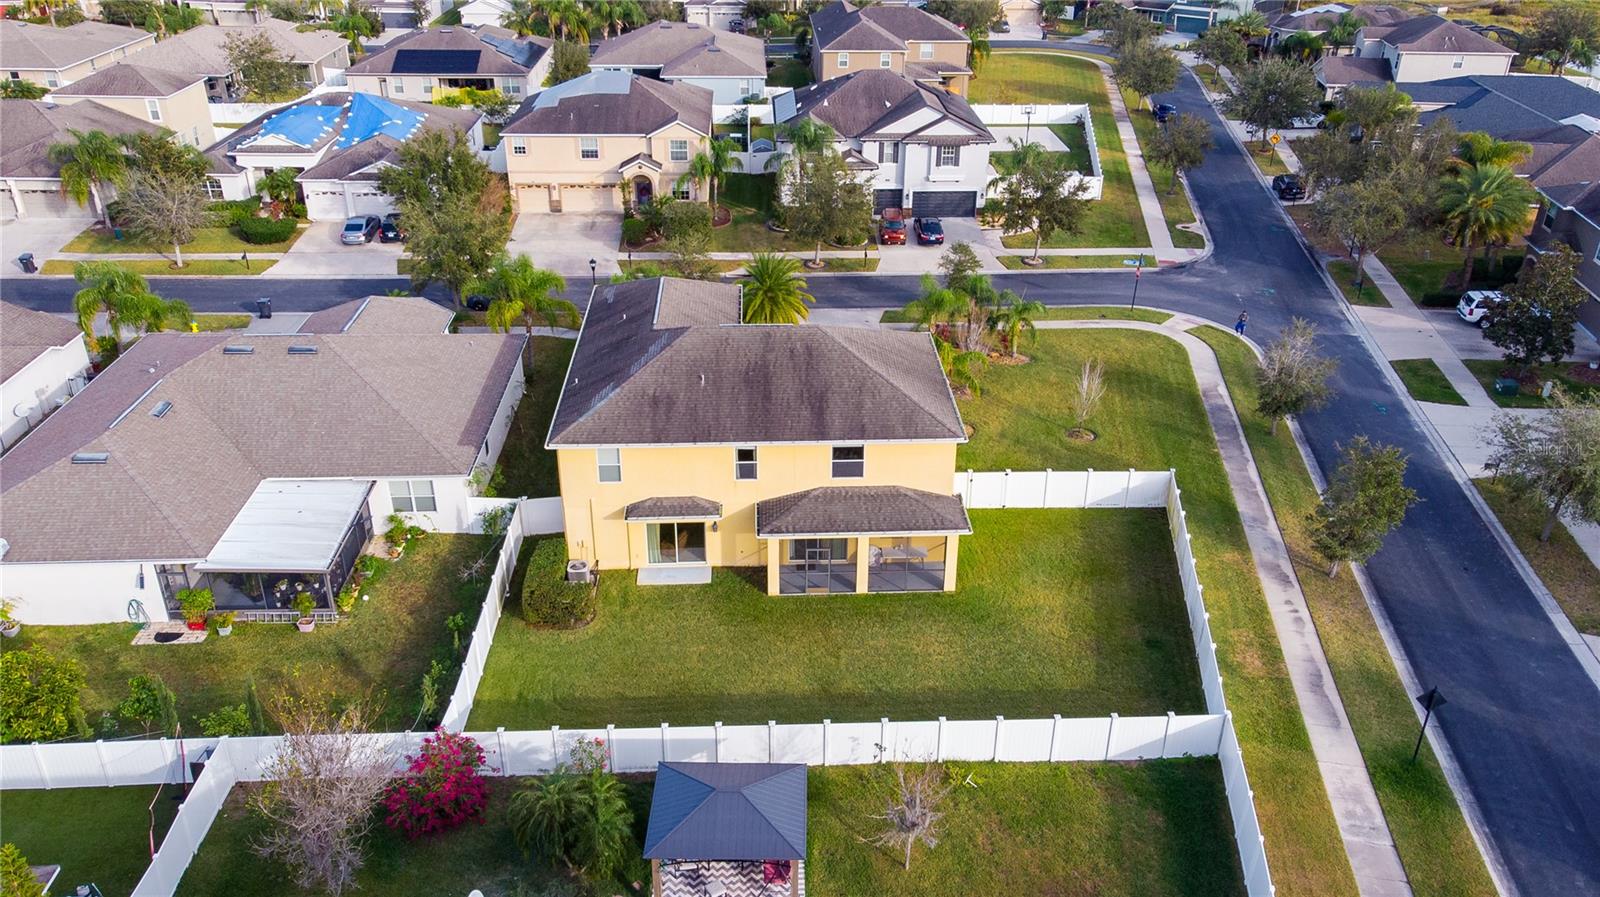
566 560 593 584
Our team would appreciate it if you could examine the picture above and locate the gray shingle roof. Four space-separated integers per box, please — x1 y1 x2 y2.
1268 3 1411 33
0 323 523 563
625 496 723 519
546 277 966 447
1402 75 1600 141
644 762 807 862
0 98 162 179
783 69 991 145
810 0 966 53
48 63 204 98
0 303 82 383
0 20 151 71
126 20 346 78
591 21 764 78
345 25 548 76
501 70 711 137
1315 55 1391 86
756 485 971 536
1377 15 1513 54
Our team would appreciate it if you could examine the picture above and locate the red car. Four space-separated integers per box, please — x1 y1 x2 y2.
878 208 906 245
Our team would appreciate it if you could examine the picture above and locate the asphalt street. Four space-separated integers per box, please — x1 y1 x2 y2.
1 56 1597 895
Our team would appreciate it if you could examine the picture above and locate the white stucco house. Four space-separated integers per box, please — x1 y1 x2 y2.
0 297 525 626
590 20 766 104
201 91 483 220
456 0 512 29
772 68 995 217
0 303 92 454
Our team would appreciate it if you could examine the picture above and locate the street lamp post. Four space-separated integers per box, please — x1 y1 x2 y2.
589 257 597 288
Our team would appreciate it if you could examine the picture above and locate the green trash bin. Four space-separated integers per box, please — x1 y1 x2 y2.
1493 378 1520 396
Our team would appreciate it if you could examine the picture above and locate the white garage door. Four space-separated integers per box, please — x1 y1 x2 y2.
345 186 393 217
304 187 347 221
11 186 82 219
517 184 552 214
558 186 620 214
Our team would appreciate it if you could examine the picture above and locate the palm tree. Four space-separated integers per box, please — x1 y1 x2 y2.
1229 10 1268 41
1453 132 1533 170
330 2 375 54
71 261 191 350
508 770 633 878
48 130 130 226
772 118 834 177
591 0 643 38
741 253 813 323
1322 11 1363 55
991 293 1045 358
969 33 991 72
1438 163 1538 288
499 0 539 35
258 168 299 219
936 336 988 397
471 254 580 368
678 153 716 212
988 137 1051 182
679 139 744 213
902 273 993 351
1279 31 1323 61
544 0 591 43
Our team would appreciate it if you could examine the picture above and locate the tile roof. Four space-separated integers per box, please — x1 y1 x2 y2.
0 316 523 563
755 485 972 536
0 20 151 71
546 277 966 447
810 0 967 52
1375 15 1513 54
0 98 162 179
501 70 712 137
781 69 992 145
346 25 548 76
48 63 205 98
126 20 347 78
0 303 82 383
644 762 807 862
591 21 764 78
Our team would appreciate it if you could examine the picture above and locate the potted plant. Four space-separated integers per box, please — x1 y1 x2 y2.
0 599 20 639
385 513 409 558
177 587 215 631
214 610 236 637
292 592 317 632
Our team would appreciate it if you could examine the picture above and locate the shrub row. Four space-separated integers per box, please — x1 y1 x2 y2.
236 214 299 244
204 196 262 228
520 538 595 628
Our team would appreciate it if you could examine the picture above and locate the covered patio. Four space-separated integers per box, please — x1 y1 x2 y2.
756 486 970 596
645 762 807 897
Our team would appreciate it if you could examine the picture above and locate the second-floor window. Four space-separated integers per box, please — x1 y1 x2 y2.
878 141 899 163
1542 205 1556 230
920 42 934 59
937 145 961 167
735 447 757 480
1451 55 1464 68
145 99 161 122
670 139 689 161
879 52 892 68
511 138 526 155
831 445 865 478
838 52 850 68
597 447 622 482
580 136 599 159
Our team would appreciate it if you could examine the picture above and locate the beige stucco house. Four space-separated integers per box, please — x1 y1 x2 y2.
500 70 712 214
1 98 163 220
808 0 971 96
0 19 155 89
124 20 349 101
47 64 211 148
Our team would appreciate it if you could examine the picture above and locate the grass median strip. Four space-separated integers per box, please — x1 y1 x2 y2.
1389 359 1469 406
61 224 303 255
1475 479 1600 634
1121 86 1206 251
40 258 277 276
1326 260 1390 307
1192 325 1498 897
996 253 1155 270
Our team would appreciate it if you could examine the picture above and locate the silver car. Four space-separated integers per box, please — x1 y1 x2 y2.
341 215 380 245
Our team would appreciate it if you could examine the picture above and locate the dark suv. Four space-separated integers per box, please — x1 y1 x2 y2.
1271 174 1306 202
379 212 406 243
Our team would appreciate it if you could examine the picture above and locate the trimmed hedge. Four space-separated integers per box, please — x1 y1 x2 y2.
621 217 648 246
519 538 595 628
235 215 298 244
205 196 261 228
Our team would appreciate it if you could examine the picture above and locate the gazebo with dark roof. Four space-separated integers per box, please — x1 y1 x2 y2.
645 762 807 897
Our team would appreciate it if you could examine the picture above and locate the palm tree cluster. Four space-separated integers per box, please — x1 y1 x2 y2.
1439 134 1537 288
468 253 580 369
508 763 636 884
897 252 1045 395
498 0 645 40
70 261 193 359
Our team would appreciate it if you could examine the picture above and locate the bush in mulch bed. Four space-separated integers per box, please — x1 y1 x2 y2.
519 538 596 629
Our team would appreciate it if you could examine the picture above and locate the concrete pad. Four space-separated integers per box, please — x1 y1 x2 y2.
990 126 1069 152
509 212 622 279
807 307 894 328
995 7 1042 39
1 216 95 272
265 221 406 277
244 312 311 334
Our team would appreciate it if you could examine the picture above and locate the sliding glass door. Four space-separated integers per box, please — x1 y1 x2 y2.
646 522 707 565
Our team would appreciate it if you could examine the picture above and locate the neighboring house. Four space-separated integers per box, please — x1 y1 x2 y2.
0 19 155 89
456 0 515 29
644 762 807 897
773 68 995 217
682 0 746 32
46 64 211 148
808 0 972 97
1525 134 1600 336
177 0 440 28
0 303 91 455
1317 14 1513 94
124 20 350 101
1263 3 1410 54
1399 74 1600 140
0 296 526 626
1124 0 1228 35
549 277 971 595
591 20 765 103
202 91 484 220
0 98 163 220
500 70 712 214
344 26 551 103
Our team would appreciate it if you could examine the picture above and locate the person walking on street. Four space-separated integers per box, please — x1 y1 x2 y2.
1235 311 1249 335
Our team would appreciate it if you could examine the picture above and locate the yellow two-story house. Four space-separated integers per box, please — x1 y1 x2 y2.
500 70 712 214
548 277 972 595
808 0 972 97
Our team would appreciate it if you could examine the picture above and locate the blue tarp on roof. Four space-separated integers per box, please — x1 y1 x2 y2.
643 762 807 862
257 104 342 147
335 92 426 148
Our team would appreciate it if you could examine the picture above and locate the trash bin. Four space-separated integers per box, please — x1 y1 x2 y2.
1493 377 1520 396
16 252 36 273
255 297 272 319
112 227 123 241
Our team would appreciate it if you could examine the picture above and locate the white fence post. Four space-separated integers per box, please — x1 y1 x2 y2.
992 716 1005 760
936 716 946 762
1104 713 1119 760
767 720 776 762
1049 714 1061 762
1001 469 1012 508
714 721 723 762
660 722 669 761
606 724 616 770
1161 712 1175 758
550 726 560 767
95 740 111 787
1124 469 1135 506
821 719 831 766
495 727 506 774
30 744 49 789
1084 468 1094 506
879 718 890 762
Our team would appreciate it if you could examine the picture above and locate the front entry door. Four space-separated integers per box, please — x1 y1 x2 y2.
647 522 707 564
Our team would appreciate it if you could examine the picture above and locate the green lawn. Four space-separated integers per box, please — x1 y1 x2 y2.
811 760 1244 897
1192 326 1497 897
1375 228 1525 307
492 337 574 499
1244 141 1291 179
767 57 813 88
1475 479 1600 634
0 787 178 896
996 253 1154 270
1326 260 1390 307
471 506 1203 729
1193 63 1228 95
880 304 1169 323
954 328 1356 896
704 174 858 254
992 122 1093 174
618 259 747 276
1120 87 1206 250
1462 358 1599 408
482 123 502 148
190 313 253 332
41 258 278 276
1 534 495 735
974 52 1150 249
1389 358 1469 406
62 224 304 255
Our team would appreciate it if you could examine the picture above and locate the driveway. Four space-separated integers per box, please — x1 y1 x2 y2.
266 221 407 278
995 7 1043 40
508 213 622 281
0 216 94 273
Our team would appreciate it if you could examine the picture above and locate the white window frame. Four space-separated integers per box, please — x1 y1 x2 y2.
45 75 58 88
390 479 437 513
203 177 224 200
507 83 521 95
838 52 850 69
423 78 434 96
673 184 692 200
1594 243 1600 265
831 445 865 479
1451 55 1464 68
878 141 899 164
511 137 527 155
937 145 960 167
580 136 600 160
669 139 689 162
735 447 757 480
920 42 934 59
597 447 622 482
392 79 404 94
879 52 892 68
1541 205 1556 230
145 99 162 122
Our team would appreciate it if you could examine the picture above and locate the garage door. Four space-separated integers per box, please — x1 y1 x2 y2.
557 186 620 214
912 190 978 218
304 187 346 221
517 185 552 214
345 187 393 217
873 189 904 215
12 186 81 219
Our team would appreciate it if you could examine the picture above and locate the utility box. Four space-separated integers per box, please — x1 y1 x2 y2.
1493 378 1520 396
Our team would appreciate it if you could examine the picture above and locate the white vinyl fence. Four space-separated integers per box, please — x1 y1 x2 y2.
975 103 1104 199
438 500 531 731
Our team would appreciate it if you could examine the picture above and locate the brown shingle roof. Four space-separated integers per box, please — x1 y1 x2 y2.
625 496 723 519
546 277 966 447
756 486 971 536
783 69 991 144
126 20 347 77
345 25 548 76
0 20 151 71
1315 55 1392 86
48 63 204 98
0 99 162 179
0 303 83 382
810 0 966 52
297 296 454 334
501 70 712 137
591 21 764 78
1376 15 1513 54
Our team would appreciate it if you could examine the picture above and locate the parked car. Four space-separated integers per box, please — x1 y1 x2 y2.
1154 103 1177 123
727 17 745 32
1456 290 1505 328
1271 174 1306 202
914 217 944 245
994 17 1010 32
463 294 492 312
341 215 381 245
878 208 907 245
379 212 406 243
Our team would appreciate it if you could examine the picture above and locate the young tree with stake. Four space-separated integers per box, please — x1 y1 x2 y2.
1308 436 1418 578
1256 318 1337 434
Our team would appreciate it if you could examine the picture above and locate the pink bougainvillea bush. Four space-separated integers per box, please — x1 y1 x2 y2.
384 728 491 839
